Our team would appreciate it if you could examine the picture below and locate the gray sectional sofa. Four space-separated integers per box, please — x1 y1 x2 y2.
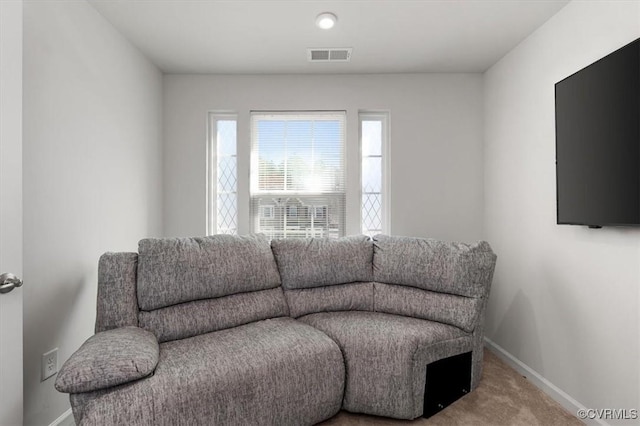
55 234 496 425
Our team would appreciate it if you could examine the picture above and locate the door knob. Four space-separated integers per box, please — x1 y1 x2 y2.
0 272 23 294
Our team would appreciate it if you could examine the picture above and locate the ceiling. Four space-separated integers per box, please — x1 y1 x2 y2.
88 0 570 74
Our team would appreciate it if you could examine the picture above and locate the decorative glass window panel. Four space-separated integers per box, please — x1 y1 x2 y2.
360 112 389 237
208 114 238 235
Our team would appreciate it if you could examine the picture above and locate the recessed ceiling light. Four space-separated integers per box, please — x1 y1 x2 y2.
316 12 337 30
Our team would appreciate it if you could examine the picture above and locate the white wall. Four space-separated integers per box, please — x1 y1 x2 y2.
484 0 640 421
163 74 484 243
22 1 163 424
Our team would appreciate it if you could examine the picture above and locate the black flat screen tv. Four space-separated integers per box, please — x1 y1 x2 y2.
555 38 640 228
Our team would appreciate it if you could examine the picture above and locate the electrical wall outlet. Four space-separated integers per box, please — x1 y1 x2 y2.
42 348 58 381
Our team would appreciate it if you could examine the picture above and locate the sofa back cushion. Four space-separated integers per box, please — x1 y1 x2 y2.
272 235 373 290
134 234 288 342
139 288 289 343
137 234 281 311
373 283 480 333
285 282 374 318
373 235 496 299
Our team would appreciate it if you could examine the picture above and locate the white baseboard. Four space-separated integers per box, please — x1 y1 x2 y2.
484 337 607 426
50 408 74 426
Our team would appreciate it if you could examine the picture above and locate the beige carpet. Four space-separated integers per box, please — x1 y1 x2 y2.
319 349 583 426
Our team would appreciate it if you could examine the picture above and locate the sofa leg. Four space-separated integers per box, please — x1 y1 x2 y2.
422 351 472 418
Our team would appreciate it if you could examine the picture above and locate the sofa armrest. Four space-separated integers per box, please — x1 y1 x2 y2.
55 326 159 394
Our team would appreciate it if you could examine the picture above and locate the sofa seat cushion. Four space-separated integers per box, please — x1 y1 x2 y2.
74 317 345 426
298 311 473 420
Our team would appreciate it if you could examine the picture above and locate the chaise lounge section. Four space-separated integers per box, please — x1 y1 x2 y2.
55 233 496 425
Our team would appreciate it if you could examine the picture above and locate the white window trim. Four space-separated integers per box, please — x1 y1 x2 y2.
206 112 238 235
359 111 391 235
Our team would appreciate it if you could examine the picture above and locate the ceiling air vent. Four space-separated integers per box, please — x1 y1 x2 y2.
307 48 352 63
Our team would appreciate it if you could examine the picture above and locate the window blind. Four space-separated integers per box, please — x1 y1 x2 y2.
250 111 346 239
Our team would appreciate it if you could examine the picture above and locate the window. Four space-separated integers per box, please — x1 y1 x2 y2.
207 113 238 235
260 205 274 219
314 206 326 219
360 112 389 236
250 111 346 239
